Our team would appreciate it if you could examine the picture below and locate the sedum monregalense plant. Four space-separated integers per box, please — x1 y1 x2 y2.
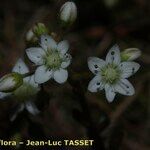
0 1 142 147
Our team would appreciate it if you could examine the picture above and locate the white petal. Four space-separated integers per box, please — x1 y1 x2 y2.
0 92 11 99
26 47 45 65
53 68 68 84
106 44 121 65
120 62 140 78
25 101 40 115
61 53 72 68
61 59 71 68
18 104 25 112
10 104 25 122
114 79 135 96
40 35 57 51
34 65 53 84
88 57 106 74
105 84 116 102
57 40 69 55
88 75 104 92
12 58 29 74
28 75 40 90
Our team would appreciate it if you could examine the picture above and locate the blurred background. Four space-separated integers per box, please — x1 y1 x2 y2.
0 0 150 149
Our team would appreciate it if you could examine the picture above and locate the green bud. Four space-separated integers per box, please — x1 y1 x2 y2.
0 73 23 92
121 48 141 61
33 23 48 37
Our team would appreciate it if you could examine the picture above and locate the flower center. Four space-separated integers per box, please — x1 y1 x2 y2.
45 52 62 69
101 64 120 84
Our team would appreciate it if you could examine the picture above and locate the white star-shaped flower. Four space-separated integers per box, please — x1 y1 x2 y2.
26 35 72 84
0 58 40 120
88 45 140 102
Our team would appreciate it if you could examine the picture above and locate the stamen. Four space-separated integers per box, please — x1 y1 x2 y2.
45 51 62 69
101 64 121 84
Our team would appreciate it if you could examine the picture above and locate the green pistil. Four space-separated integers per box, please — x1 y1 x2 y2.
101 64 121 84
45 51 62 69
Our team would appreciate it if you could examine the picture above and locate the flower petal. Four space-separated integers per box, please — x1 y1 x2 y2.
34 65 53 84
88 57 106 74
57 40 69 55
25 101 40 115
114 79 135 96
105 84 116 102
40 35 57 51
53 68 68 84
0 92 11 99
28 75 40 90
61 53 72 68
120 62 140 78
12 58 29 74
88 75 104 92
106 44 120 65
26 47 45 65
10 104 25 122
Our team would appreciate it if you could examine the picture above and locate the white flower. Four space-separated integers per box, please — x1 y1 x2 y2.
26 35 72 84
0 58 40 119
88 45 140 102
60 1 77 24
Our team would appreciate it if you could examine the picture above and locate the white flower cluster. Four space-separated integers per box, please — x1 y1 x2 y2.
0 1 141 123
0 59 40 120
0 1 77 120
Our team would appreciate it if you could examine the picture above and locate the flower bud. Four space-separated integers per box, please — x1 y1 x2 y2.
26 29 37 42
60 1 77 25
121 48 141 61
0 73 23 92
33 23 48 37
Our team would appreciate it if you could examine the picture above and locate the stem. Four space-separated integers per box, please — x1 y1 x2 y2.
22 71 35 78
68 75 105 150
22 68 105 149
